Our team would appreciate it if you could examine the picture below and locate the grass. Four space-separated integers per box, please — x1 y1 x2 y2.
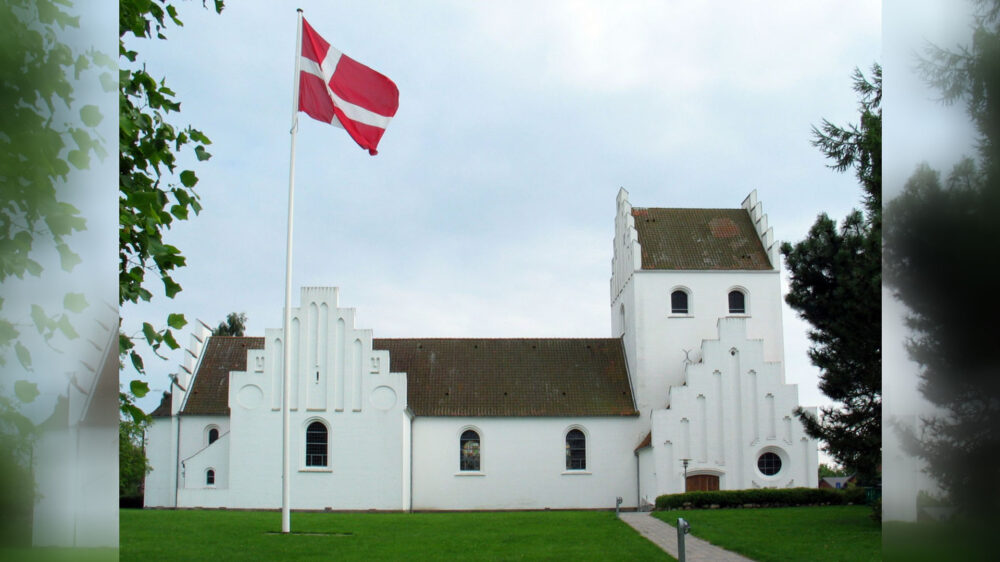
883 520 995 561
120 509 673 561
0 548 118 562
652 505 880 562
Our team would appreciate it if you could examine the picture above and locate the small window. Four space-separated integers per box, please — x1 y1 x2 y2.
728 290 746 314
757 452 781 476
206 469 215 486
306 421 328 467
566 429 586 470
671 290 689 314
208 428 219 444
460 430 480 471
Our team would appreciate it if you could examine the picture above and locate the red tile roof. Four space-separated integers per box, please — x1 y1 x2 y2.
180 336 264 416
150 392 172 417
178 336 637 418
634 431 652 452
631 207 771 270
373 338 637 417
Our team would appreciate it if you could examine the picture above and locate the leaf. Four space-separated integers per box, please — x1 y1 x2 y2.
163 276 182 298
0 319 18 346
25 259 43 277
14 381 39 403
194 145 211 161
57 243 82 272
80 105 102 127
99 71 115 92
130 379 150 398
142 322 158 345
15 342 32 371
31 305 52 334
64 293 89 313
163 329 179 350
123 402 147 424
68 149 89 170
130 350 144 373
167 313 187 330
119 332 135 353
57 315 78 339
179 170 197 187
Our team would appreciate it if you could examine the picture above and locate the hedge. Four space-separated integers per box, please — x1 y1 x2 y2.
654 486 866 510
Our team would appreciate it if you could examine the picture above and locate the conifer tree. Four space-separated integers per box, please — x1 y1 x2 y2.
781 65 882 485
884 0 1000 526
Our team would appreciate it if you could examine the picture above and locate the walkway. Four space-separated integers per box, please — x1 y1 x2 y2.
619 512 754 561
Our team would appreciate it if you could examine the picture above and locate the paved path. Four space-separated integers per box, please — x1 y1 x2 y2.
619 512 754 561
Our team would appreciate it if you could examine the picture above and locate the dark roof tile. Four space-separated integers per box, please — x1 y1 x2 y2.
150 391 172 417
180 336 264 416
631 208 771 270
373 338 637 417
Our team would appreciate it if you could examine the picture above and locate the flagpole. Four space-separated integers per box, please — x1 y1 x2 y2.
281 7 304 535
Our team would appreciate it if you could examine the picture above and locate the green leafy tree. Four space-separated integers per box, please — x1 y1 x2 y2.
119 397 150 504
1 0 110 545
782 64 881 486
819 463 850 479
213 312 247 337
884 0 1000 527
118 0 223 421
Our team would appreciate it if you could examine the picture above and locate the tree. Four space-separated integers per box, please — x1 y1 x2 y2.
119 399 150 506
214 312 247 336
781 64 881 486
1 0 110 545
118 0 223 421
884 0 1000 527
819 463 850 479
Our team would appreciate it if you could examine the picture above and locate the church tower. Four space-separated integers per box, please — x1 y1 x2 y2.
610 188 784 416
612 189 816 500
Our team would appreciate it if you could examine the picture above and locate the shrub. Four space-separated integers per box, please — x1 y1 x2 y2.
871 497 881 524
654 487 849 510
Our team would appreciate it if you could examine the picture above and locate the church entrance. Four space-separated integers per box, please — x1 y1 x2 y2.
685 474 720 492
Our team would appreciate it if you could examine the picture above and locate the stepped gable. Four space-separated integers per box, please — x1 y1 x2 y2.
373 338 637 417
631 207 771 270
180 336 265 415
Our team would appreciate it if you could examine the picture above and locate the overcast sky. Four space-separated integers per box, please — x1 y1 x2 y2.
120 1 882 416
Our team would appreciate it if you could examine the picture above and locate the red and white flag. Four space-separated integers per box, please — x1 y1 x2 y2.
298 18 399 155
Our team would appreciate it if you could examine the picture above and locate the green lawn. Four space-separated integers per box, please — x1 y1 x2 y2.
653 505 880 562
0 548 118 562
883 520 993 561
121 509 672 561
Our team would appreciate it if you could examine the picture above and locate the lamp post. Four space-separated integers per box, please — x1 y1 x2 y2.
680 458 691 491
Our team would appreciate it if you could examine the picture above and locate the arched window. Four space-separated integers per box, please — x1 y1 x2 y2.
460 430 480 471
728 290 746 314
671 290 689 314
206 469 215 486
565 429 586 470
305 421 328 467
208 428 219 444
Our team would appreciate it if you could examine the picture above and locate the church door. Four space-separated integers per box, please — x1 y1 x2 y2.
685 474 720 492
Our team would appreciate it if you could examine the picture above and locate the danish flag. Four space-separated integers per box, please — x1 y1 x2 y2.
298 18 399 155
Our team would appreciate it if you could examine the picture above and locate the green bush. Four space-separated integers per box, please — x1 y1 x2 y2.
843 486 866 505
871 497 882 524
654 487 850 510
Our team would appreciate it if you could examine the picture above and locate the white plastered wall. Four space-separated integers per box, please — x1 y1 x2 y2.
225 287 408 510
649 317 818 496
412 417 640 510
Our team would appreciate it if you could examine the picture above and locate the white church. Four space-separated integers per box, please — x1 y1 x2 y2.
144 189 818 511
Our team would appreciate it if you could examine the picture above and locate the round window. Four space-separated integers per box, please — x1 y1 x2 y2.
757 452 782 476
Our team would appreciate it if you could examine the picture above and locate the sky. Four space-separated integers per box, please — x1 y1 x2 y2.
120 1 881 420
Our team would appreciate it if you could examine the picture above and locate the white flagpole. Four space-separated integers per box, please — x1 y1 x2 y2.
281 7 304 535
